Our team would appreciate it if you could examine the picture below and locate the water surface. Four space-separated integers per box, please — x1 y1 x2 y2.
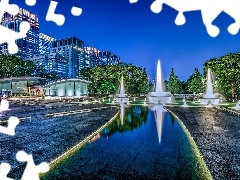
42 105 210 179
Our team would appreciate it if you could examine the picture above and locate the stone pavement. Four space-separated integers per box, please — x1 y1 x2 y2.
166 107 240 180
0 103 118 179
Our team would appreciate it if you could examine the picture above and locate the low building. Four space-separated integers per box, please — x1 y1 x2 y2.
43 79 89 97
0 77 45 96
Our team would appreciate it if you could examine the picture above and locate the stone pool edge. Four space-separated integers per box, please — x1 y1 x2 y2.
40 110 120 177
165 107 213 180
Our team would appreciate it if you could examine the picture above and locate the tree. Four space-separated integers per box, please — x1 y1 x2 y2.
0 55 36 78
167 68 184 94
204 53 240 99
185 68 205 94
79 64 150 97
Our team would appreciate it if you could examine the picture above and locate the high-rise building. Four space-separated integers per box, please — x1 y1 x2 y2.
39 33 55 55
29 53 68 78
84 46 100 68
50 36 85 78
98 51 120 66
0 8 39 60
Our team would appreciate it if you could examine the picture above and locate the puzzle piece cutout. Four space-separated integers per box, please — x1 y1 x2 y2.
0 99 9 111
25 0 36 6
16 151 49 180
45 0 82 26
0 116 20 136
129 0 138 3
0 163 15 180
131 0 240 37
0 152 49 180
0 21 30 54
0 0 31 54
0 0 19 20
0 100 19 136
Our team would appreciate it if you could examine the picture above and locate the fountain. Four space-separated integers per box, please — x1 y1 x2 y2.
235 100 240 110
93 99 98 103
199 68 220 105
182 99 188 107
83 100 89 104
148 105 166 144
206 101 213 108
143 100 147 106
147 60 172 104
116 76 129 103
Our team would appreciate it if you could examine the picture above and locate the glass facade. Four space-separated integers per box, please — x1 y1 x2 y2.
43 79 88 97
98 51 120 66
39 33 55 54
29 53 68 78
50 36 85 78
84 46 100 68
0 8 39 60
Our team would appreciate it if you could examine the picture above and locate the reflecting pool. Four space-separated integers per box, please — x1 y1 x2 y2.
42 105 211 179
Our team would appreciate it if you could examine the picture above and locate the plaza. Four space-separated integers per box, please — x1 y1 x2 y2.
0 97 239 179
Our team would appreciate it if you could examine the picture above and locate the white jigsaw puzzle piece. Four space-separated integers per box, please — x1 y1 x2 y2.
25 0 37 6
46 0 82 26
0 99 9 111
0 116 20 136
0 163 15 180
132 0 240 37
129 0 138 3
16 151 49 180
71 6 82 16
0 0 19 24
0 21 30 54
46 0 65 26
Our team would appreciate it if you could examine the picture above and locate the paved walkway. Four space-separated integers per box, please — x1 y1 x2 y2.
166 106 240 180
0 103 118 179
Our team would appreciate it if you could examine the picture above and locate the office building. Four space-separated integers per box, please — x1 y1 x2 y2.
50 36 85 78
39 33 55 55
84 46 100 68
0 8 39 60
98 51 120 65
30 53 68 78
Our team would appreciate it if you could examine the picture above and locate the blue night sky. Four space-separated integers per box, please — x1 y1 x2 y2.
10 0 240 81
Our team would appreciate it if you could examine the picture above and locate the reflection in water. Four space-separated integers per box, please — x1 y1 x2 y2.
101 105 148 136
119 103 125 125
89 133 101 143
148 105 166 144
42 105 211 180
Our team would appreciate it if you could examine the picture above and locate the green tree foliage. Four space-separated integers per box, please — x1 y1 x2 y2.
185 68 205 94
0 55 60 84
101 105 149 135
204 53 240 99
79 63 150 96
0 55 36 78
167 68 184 94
